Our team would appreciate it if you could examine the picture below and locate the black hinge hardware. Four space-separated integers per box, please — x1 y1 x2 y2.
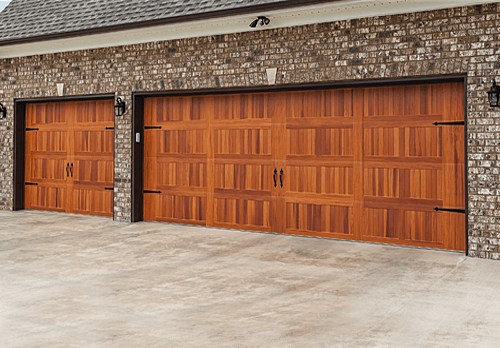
105 127 115 130
434 207 466 214
26 128 39 131
144 126 162 130
433 121 465 126
144 190 162 194
25 182 38 186
104 187 114 191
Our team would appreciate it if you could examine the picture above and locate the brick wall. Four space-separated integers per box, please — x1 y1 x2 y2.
1 3 499 258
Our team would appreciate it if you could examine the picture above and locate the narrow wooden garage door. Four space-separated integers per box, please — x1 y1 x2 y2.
25 100 114 217
144 82 465 251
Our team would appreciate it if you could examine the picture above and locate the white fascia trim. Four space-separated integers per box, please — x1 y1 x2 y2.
0 0 497 59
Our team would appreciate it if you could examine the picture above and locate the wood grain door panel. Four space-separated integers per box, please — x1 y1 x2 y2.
143 82 465 251
359 83 465 250
25 100 114 217
25 103 72 212
144 97 209 225
144 94 275 231
281 89 356 238
212 94 273 231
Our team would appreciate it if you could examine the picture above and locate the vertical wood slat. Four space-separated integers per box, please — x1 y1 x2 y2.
206 97 215 226
353 88 364 240
270 93 287 234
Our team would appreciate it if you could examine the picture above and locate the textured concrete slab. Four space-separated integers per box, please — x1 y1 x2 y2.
0 210 499 348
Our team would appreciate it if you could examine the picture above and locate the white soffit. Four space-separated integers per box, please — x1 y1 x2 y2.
0 0 497 59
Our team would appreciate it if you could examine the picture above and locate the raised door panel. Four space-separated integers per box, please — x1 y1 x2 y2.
282 89 355 238
144 97 209 225
71 100 114 217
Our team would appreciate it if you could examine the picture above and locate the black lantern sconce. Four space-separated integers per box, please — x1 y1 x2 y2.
487 79 500 108
114 97 126 117
249 16 270 28
0 103 6 120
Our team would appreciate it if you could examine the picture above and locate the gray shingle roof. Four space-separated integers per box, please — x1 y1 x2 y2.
0 0 309 44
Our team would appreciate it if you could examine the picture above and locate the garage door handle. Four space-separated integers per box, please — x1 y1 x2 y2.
70 163 73 177
66 163 69 177
280 169 284 188
273 169 277 187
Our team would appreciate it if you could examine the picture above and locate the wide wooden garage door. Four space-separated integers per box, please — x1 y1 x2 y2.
144 82 465 251
25 100 114 217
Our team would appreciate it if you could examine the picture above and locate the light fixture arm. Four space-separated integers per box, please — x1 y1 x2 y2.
249 16 270 28
0 103 6 120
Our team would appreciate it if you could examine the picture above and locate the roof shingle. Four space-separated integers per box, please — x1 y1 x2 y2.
0 0 298 44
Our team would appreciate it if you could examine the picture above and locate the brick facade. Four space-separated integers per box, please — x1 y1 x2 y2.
1 3 499 258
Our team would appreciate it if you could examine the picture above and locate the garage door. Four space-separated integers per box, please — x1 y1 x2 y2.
25 100 114 217
144 82 465 251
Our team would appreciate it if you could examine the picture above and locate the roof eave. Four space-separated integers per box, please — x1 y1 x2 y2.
0 0 339 47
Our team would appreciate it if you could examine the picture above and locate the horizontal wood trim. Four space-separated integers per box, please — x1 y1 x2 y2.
285 158 354 167
151 153 208 160
213 119 272 127
214 154 273 161
363 198 444 211
212 222 273 233
284 196 354 206
146 122 208 130
213 189 272 198
286 117 354 128
213 156 273 165
363 115 444 128
364 158 442 169
270 229 355 240
154 217 207 226
156 186 208 194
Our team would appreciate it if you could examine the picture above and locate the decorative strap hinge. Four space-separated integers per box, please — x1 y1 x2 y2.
434 207 466 214
433 121 465 126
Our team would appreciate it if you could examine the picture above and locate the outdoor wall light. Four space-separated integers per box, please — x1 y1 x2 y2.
114 97 126 116
0 103 6 120
488 79 500 108
249 16 270 28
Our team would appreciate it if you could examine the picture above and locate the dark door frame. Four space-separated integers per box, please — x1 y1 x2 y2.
13 94 116 212
132 74 468 253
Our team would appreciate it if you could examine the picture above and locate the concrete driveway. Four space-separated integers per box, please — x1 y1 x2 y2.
1 211 499 348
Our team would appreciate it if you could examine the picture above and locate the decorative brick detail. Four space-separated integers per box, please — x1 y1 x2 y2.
1 3 500 258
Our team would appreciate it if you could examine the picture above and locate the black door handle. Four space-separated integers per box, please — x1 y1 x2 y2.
70 163 73 178
273 168 277 188
280 169 284 188
66 163 69 177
